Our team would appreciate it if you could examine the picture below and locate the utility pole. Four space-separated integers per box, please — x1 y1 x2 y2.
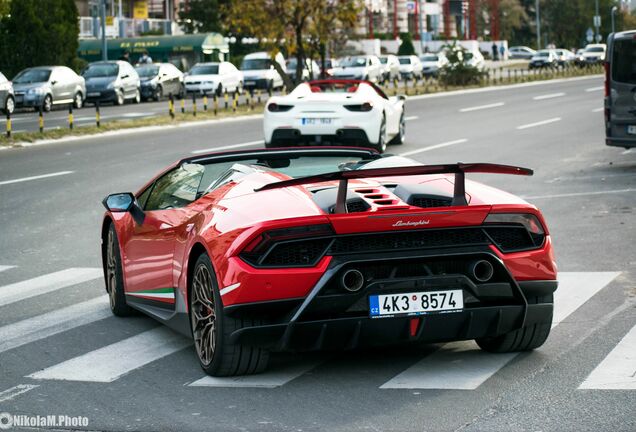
418 0 425 50
101 0 108 61
535 0 541 50
611 6 618 34
594 0 601 42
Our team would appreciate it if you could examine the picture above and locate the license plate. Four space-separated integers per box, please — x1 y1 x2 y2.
301 118 332 125
88 92 100 97
369 289 463 318
245 81 255 86
628 125 636 135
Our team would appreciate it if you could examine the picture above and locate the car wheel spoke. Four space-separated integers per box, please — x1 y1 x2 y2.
191 262 216 366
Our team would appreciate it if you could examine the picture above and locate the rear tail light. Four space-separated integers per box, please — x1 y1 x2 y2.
483 213 546 249
344 102 373 112
604 61 610 97
240 224 334 267
267 103 294 112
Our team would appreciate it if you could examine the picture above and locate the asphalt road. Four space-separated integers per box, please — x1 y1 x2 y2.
0 75 634 432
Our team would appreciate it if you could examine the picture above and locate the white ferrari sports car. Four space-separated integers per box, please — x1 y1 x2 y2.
263 80 406 153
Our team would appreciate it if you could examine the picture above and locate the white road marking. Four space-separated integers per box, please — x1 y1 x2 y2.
380 272 618 390
405 115 419 121
191 140 264 155
622 148 634 155
516 117 561 130
533 92 565 100
553 272 620 327
0 295 110 354
0 384 39 403
579 324 636 390
0 265 15 273
27 327 191 382
399 139 468 157
524 188 636 200
0 171 74 186
592 107 604 112
189 358 323 388
585 86 604 92
459 102 505 112
0 268 102 307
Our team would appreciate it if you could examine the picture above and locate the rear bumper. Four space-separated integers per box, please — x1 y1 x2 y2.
268 128 373 147
86 89 117 103
229 302 553 351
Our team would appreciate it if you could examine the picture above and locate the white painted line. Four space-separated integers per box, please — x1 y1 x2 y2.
533 92 565 100
189 358 322 388
516 117 561 130
0 295 110 354
622 148 634 155
191 140 264 155
592 107 604 113
585 86 604 92
0 171 74 186
380 272 618 390
524 188 636 200
0 384 39 403
399 139 468 157
459 102 505 112
0 265 15 273
579 324 636 390
219 282 241 296
0 268 102 307
27 327 191 382
405 115 419 121
553 272 620 327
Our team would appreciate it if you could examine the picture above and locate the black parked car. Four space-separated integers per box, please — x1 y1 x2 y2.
135 63 184 101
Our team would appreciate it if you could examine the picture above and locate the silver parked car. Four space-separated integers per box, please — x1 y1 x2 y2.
0 72 14 114
13 66 86 112
83 61 141 105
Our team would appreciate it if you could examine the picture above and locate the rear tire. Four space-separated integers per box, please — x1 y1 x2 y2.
105 224 135 317
476 295 553 353
372 115 387 153
388 112 405 145
73 92 83 109
133 88 141 104
2 95 14 115
190 253 269 376
153 85 163 101
115 89 125 106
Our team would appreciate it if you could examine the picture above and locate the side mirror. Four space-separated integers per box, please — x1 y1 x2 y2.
102 193 145 225
121 74 129 79
103 192 134 212
51 80 57 86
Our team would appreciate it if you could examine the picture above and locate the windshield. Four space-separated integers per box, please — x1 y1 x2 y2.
398 58 412 65
190 64 219 75
286 59 298 68
13 69 51 84
136 65 159 78
420 55 438 61
586 47 604 53
82 64 118 78
241 58 271 70
340 57 366 67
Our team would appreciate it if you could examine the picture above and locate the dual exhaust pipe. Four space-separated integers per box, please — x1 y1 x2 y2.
338 259 494 293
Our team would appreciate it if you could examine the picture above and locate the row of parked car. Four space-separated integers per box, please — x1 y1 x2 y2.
509 44 607 69
0 47 485 115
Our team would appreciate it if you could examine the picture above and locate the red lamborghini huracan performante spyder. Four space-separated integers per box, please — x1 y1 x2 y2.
101 147 557 376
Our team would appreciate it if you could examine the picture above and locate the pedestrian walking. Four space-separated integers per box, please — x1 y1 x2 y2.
138 50 153 64
119 50 131 63
492 43 498 61
499 44 505 61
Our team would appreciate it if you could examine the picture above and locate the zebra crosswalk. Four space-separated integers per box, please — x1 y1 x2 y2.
0 264 632 393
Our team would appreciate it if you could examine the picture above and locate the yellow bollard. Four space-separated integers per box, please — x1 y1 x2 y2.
180 98 185 114
5 113 11 138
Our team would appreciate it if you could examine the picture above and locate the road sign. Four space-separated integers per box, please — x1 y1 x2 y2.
594 15 601 27
586 28 594 43
596 34 603 43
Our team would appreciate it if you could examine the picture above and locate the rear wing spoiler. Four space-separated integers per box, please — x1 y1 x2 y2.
255 163 533 213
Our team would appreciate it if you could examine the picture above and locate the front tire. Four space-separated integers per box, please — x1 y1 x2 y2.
133 88 141 104
153 85 163 101
42 94 52 112
190 253 269 376
476 295 553 353
105 224 135 317
372 115 387 153
115 89 125 106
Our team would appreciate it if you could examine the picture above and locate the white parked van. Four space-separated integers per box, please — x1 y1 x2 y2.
605 30 636 149
240 52 286 91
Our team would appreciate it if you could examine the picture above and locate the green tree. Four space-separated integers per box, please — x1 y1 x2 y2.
0 0 79 78
397 32 415 55
178 0 228 34
228 0 362 86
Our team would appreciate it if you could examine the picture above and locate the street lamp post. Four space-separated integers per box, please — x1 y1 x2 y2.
594 0 601 42
611 6 618 34
535 0 541 50
100 0 108 61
